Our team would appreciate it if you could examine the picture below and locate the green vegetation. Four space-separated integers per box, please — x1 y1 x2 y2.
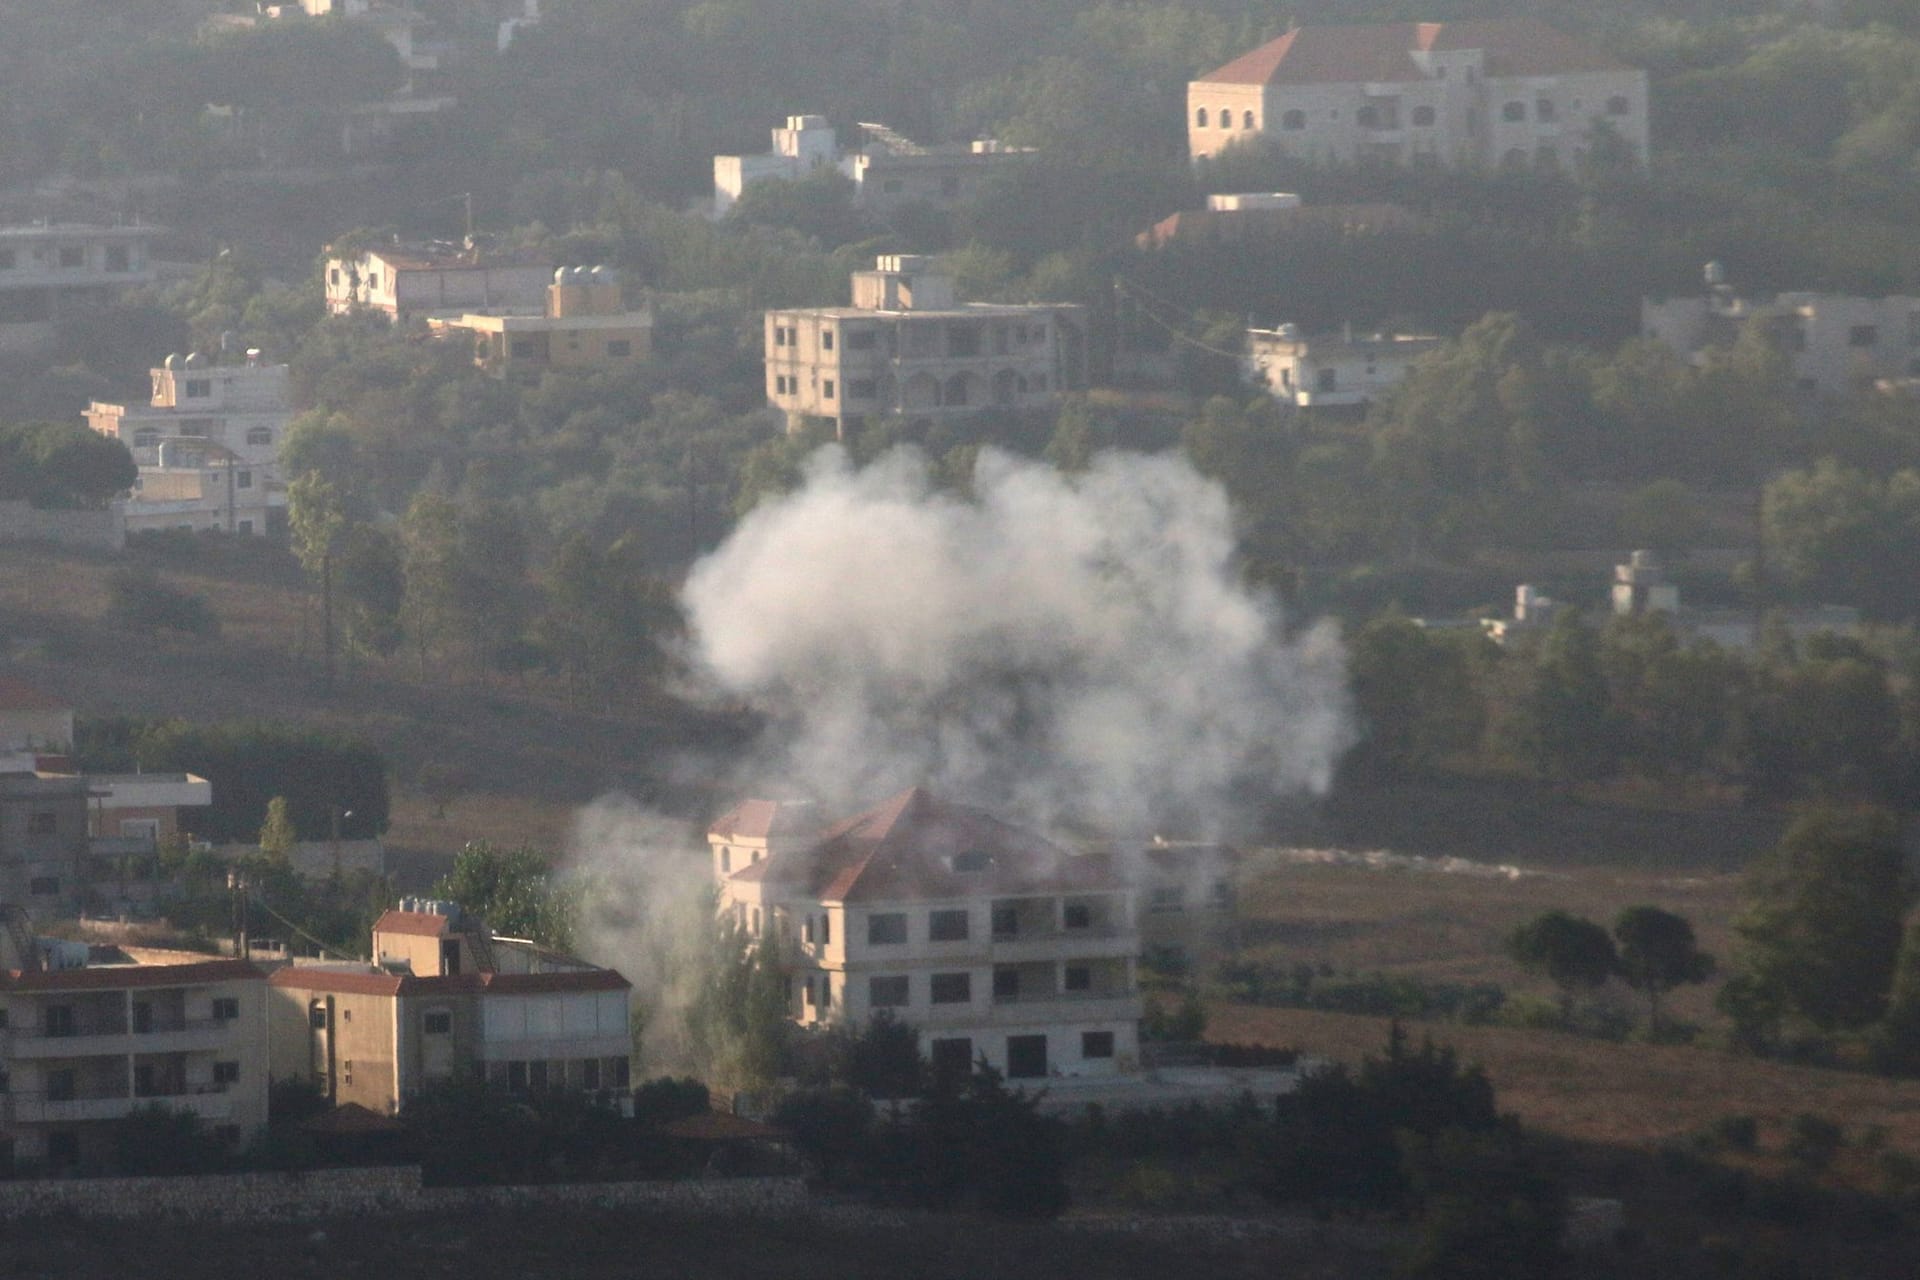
0 421 135 509
432 840 579 952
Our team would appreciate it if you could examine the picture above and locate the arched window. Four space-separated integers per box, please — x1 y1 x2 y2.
1243 110 1255 129
246 426 272 447
1607 95 1630 116
1196 107 1209 128
1281 109 1306 131
1411 105 1436 127
1502 101 1525 122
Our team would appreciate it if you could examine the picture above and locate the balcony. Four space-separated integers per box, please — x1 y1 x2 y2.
11 1016 238 1058
9 1083 232 1124
988 925 1135 964
990 990 1142 1022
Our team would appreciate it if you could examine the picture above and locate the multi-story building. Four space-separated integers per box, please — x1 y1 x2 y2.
0 223 159 356
1187 19 1649 172
763 255 1086 435
847 124 1033 221
714 115 842 216
430 266 652 382
0 908 269 1174
710 788 1143 1081
0 768 88 915
267 900 633 1114
1245 324 1444 408
1642 275 1920 396
323 241 549 321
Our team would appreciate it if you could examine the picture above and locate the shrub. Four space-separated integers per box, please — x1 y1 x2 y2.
1707 1113 1760 1153
105 567 220 636
1783 1113 1844 1174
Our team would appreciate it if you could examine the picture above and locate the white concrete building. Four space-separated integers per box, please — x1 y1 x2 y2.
710 789 1143 1081
1246 325 1443 407
764 255 1086 435
714 115 841 216
848 125 1033 220
0 224 159 356
1642 278 1920 397
1188 19 1649 172
0 908 270 1174
323 242 549 321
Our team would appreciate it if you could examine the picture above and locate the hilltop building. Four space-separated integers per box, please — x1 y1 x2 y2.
430 265 652 381
714 115 842 216
0 907 269 1174
763 255 1086 435
0 224 159 356
713 117 1032 220
708 789 1143 1081
1643 267 1920 396
324 241 549 321
268 900 633 1114
1246 324 1443 408
1187 19 1649 171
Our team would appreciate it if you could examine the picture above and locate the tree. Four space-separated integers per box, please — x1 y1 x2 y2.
289 472 347 690
843 1011 925 1101
112 1104 229 1176
257 795 296 864
1870 917 1920 1075
433 841 578 952
1506 911 1617 1017
1731 805 1914 1033
1612 906 1714 1032
1520 613 1616 784
1347 615 1486 777
686 916 788 1092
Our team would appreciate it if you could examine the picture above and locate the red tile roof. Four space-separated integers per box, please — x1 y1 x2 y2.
752 787 1124 904
269 965 630 997
0 676 69 713
373 909 453 937
0 958 263 992
707 798 817 842
1196 19 1627 87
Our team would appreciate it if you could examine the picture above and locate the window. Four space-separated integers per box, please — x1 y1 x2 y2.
1607 95 1630 116
1850 325 1880 347
870 975 909 1007
1281 109 1306 131
507 1060 528 1091
245 426 272 447
106 245 130 272
1356 106 1378 128
133 429 159 450
1196 107 1209 128
1536 98 1556 122
330 268 340 285
213 1061 240 1085
424 1010 452 1034
1063 903 1092 929
774 375 788 395
1148 886 1184 914
820 978 831 1010
801 914 813 943
751 907 762 935
132 1002 152 1034
1502 147 1527 168
606 339 632 358
28 876 58 896
930 972 971 1004
1243 110 1255 129
1082 1031 1115 1059
310 1005 329 1029
773 326 787 347
821 913 830 945
44 1005 74 1037
613 1056 630 1088
529 1061 548 1091
184 378 211 398
1502 101 1525 123
930 909 969 941
992 968 1019 999
47 1068 75 1101
27 811 56 835
1535 144 1558 169
1412 105 1435 127
868 912 907 945
991 904 1018 938
803 976 815 1007
1064 965 1091 992
212 997 239 1021
236 470 253 490
823 380 835 400
58 246 83 268
1316 367 1338 393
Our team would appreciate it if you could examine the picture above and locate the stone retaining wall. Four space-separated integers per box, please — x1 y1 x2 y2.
0 1167 806 1223
0 500 124 552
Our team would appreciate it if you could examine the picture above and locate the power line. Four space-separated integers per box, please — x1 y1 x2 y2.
1113 276 1250 361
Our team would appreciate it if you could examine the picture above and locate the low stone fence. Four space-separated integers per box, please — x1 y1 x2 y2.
209 838 386 880
0 500 124 552
0 1167 807 1223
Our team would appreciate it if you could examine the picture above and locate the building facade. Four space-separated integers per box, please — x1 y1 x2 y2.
323 243 549 320
710 789 1143 1080
848 126 1032 221
268 901 632 1114
1245 325 1443 407
0 912 269 1174
431 266 652 382
1642 283 1920 396
714 115 841 216
0 224 159 356
764 256 1086 435
1188 19 1649 172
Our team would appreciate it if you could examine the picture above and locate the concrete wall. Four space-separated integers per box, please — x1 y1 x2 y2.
0 501 124 552
209 839 385 880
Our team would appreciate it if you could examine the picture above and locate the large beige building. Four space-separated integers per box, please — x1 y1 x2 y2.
710 789 1142 1081
1642 281 1920 396
324 242 550 320
431 266 652 382
0 909 269 1174
268 901 632 1114
1188 19 1649 171
763 256 1086 435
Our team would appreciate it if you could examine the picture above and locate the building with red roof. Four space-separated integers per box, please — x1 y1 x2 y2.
1188 18 1648 170
710 788 1142 1082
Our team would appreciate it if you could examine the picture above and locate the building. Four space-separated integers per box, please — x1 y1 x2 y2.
847 124 1033 220
0 768 88 915
1642 271 1920 396
1134 842 1241 973
1137 192 1427 250
323 241 549 321
0 223 159 356
1608 549 1859 651
1245 324 1443 408
267 900 633 1114
0 908 270 1174
0 677 72 756
430 265 652 381
1187 19 1649 172
763 255 1086 435
709 788 1143 1081
714 115 842 216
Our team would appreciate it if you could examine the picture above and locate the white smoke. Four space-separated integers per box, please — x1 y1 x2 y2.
678 445 1351 838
